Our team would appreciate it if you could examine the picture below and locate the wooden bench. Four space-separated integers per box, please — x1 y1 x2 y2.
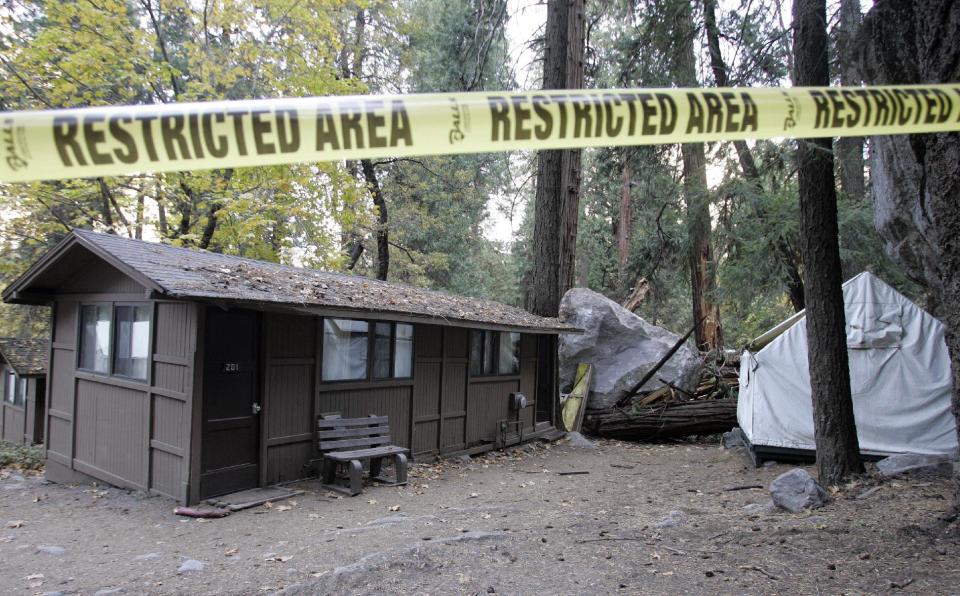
317 414 408 496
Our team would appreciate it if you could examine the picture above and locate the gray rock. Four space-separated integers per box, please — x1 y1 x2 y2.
558 288 702 409
177 559 204 573
654 510 683 528
41 592 64 596
94 588 125 595
565 432 596 449
36 545 66 556
132 552 161 561
742 501 777 515
876 453 953 478
455 455 472 465
722 428 745 448
769 468 829 513
856 486 882 500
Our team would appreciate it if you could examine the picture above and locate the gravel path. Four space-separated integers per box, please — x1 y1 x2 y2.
1 437 958 594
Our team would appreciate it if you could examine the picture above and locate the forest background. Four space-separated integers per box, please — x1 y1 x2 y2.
0 0 916 348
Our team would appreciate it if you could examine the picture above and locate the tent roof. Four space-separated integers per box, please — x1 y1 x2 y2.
745 272 916 353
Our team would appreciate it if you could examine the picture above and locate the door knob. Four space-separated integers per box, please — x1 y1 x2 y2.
252 402 262 415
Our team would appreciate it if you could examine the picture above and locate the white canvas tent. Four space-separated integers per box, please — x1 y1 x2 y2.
738 272 957 460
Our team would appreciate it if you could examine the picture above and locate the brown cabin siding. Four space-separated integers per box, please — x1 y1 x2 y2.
45 277 198 502
35 259 556 505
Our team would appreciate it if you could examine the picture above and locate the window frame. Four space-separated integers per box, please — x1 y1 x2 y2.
319 318 415 384
76 301 153 384
469 330 522 378
3 369 16 405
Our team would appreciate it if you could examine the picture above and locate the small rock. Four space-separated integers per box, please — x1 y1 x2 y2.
486 587 496 593
742 501 777 515
855 486 882 500
876 453 953 478
762 460 777 468
132 552 161 561
769 468 828 513
455 455 472 465
722 429 745 448
177 559 204 573
36 545 66 556
565 432 596 449
41 592 64 596
654 510 683 528
94 588 125 595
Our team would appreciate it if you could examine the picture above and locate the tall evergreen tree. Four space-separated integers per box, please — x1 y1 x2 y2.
792 0 864 485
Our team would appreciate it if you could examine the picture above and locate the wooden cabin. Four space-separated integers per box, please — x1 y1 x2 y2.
2 230 573 504
0 337 48 445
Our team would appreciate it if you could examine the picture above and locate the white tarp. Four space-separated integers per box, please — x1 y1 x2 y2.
738 272 957 456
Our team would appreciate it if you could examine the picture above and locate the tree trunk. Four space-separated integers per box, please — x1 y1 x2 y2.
584 398 737 441
617 157 632 275
361 159 389 281
529 0 584 318
703 0 805 312
677 0 721 351
793 0 863 486
835 0 865 201
860 0 960 520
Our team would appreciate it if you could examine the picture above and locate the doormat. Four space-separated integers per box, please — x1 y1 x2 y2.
206 486 304 511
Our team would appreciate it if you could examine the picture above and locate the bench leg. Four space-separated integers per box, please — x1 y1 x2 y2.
369 456 383 479
393 453 408 485
321 458 336 485
347 459 363 496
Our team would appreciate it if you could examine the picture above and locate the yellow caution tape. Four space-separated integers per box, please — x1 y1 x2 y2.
1 85 959 183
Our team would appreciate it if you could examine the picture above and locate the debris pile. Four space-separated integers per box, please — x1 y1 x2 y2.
583 352 740 441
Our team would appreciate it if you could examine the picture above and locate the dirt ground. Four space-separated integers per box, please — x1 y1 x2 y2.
1 437 958 595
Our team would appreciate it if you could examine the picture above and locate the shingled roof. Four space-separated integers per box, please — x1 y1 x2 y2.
5 230 577 333
0 338 48 376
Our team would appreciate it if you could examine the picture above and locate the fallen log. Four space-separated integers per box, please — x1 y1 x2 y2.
584 398 737 441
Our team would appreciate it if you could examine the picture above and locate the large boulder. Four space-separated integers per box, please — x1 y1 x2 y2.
558 288 702 410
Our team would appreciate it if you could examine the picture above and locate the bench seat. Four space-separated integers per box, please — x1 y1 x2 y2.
317 414 408 496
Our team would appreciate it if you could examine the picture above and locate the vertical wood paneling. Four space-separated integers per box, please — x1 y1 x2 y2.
318 387 413 448
48 417 71 455
153 395 187 447
1 405 25 443
263 314 316 485
416 325 442 358
413 361 441 418
75 379 148 488
466 380 518 444
59 259 143 293
150 301 195 502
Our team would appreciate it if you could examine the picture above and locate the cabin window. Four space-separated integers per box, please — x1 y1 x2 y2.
322 318 369 381
16 377 27 407
79 303 152 381
3 370 15 404
79 304 112 373
113 305 151 380
393 323 413 378
470 330 520 376
323 319 414 382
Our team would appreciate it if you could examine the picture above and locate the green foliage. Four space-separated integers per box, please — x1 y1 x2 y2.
0 441 45 472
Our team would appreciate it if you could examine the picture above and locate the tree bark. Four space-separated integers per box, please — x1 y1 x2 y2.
703 0 805 312
617 157 632 275
585 398 737 441
793 0 863 486
529 0 584 317
835 0 865 201
860 0 960 520
677 0 721 351
361 159 389 281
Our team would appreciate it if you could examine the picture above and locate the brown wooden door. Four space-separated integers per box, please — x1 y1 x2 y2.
200 307 260 499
